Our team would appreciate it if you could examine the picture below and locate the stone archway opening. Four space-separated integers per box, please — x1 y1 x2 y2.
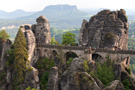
52 50 57 58
92 53 104 63
37 49 41 57
44 49 48 58
65 51 78 66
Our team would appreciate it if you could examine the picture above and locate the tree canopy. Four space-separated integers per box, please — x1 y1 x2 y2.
62 32 76 45
13 29 29 84
50 37 58 45
0 30 10 40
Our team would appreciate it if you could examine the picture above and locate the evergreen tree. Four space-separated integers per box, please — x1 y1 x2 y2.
0 30 10 40
13 29 29 84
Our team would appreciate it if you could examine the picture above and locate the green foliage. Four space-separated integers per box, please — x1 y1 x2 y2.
40 72 49 89
25 87 38 90
36 58 54 90
83 60 89 72
122 79 131 90
37 58 54 69
95 62 114 86
6 49 14 66
0 30 10 40
0 70 6 81
67 57 73 67
50 37 58 45
13 29 29 84
62 31 76 45
125 67 132 75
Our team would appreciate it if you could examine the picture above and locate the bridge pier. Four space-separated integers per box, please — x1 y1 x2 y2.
86 54 92 61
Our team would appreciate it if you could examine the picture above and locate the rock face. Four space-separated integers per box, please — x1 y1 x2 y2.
0 39 12 90
24 67 39 89
0 39 12 70
20 24 36 63
60 58 101 90
20 25 40 89
32 16 51 44
104 80 125 90
79 9 128 50
47 66 58 90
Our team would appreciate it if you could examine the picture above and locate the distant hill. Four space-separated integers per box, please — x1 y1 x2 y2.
20 4 88 29
0 9 35 19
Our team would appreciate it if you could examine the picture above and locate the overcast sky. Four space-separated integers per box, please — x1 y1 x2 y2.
1 0 135 12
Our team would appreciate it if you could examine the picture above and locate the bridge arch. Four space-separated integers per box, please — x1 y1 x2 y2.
44 49 49 58
64 51 78 62
37 49 41 57
52 50 58 59
92 53 104 64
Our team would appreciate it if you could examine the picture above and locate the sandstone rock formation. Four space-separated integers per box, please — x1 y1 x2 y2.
32 16 51 45
0 39 12 90
20 24 36 64
0 39 12 70
104 80 125 90
79 9 128 50
60 58 101 90
19 25 40 89
47 66 58 90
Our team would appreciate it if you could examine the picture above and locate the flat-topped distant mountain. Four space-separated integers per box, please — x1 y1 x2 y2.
0 4 89 29
22 4 87 19
19 4 88 29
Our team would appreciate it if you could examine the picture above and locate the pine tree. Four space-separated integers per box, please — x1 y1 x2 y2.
13 29 29 83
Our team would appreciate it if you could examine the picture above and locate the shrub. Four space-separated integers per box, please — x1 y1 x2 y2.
67 57 73 67
36 58 55 90
25 87 38 90
94 61 114 86
122 79 131 90
83 60 89 72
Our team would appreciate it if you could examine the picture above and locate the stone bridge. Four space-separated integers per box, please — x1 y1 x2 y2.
36 43 135 63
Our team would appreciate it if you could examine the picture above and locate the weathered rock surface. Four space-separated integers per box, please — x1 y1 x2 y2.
24 67 39 89
60 58 101 90
79 9 128 50
32 16 51 44
20 24 36 64
104 80 125 90
47 66 58 90
0 39 12 90
20 24 40 89
0 39 12 70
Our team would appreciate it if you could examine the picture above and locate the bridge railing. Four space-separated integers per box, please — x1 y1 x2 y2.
95 48 135 54
36 43 135 55
37 43 86 50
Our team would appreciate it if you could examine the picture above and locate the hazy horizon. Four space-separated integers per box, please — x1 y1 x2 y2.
1 0 135 12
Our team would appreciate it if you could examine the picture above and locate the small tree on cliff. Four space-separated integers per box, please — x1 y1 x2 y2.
62 32 76 45
0 30 10 40
13 29 29 84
